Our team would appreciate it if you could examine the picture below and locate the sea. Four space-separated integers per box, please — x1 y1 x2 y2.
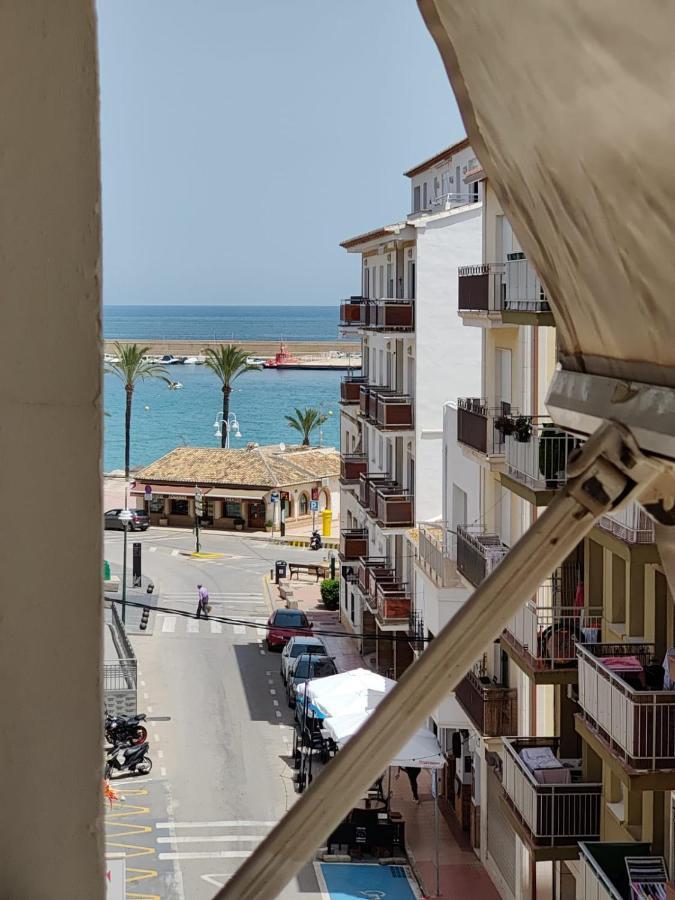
103 305 343 473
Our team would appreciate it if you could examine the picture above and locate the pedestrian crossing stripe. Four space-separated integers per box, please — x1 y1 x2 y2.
160 616 267 636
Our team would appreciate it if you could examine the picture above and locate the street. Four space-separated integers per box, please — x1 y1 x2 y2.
103 526 328 899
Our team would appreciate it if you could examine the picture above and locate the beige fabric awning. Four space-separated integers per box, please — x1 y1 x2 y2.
130 483 211 497
205 488 267 501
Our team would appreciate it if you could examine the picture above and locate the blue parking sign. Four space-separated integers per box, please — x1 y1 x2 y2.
309 499 319 512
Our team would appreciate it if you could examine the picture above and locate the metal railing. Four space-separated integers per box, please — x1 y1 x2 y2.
408 611 425 652
340 454 367 484
502 737 601 845
598 501 655 543
454 665 517 737
577 642 675 769
504 253 551 312
457 398 516 455
374 393 414 430
418 524 458 587
456 524 508 587
339 529 368 560
457 263 505 313
375 489 414 528
103 659 138 692
505 420 581 491
375 581 411 624
340 375 367 403
428 192 478 210
504 601 603 670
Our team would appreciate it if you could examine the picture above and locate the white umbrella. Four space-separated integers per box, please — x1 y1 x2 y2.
323 709 444 769
296 668 396 718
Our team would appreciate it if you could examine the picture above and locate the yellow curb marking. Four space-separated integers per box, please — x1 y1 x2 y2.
105 790 158 888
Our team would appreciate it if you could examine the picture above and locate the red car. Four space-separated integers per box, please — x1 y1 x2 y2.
265 608 313 651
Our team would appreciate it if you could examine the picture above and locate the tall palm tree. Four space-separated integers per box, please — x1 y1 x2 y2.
105 342 172 478
285 407 327 447
203 345 258 448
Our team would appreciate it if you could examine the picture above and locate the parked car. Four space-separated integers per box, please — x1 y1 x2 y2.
286 653 337 708
265 608 312 652
104 508 150 532
280 636 328 685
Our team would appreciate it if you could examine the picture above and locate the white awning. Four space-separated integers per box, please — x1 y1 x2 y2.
205 488 267 501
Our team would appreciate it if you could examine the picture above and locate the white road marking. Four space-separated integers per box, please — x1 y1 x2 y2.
210 621 222 634
147 705 153 713
202 875 229 888
187 620 199 633
156 820 276 829
157 749 164 759
275 710 282 718
171 549 180 557
162 617 176 633
232 624 246 635
154 733 160 742
157 835 262 844
269 689 276 695
149 546 157 553
140 680 146 687
160 766 167 777
159 851 252 861
272 700 279 707
143 692 149 700
260 650 266 656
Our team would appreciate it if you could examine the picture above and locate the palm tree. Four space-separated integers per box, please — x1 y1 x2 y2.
285 407 327 447
203 345 258 448
105 342 172 478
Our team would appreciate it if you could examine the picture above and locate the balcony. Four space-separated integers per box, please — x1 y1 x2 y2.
502 419 582 505
339 529 368 561
356 556 389 595
340 375 367 405
457 398 515 458
501 737 601 857
374 392 414 431
375 580 411 627
365 298 414 332
375 487 414 529
359 472 394 513
577 642 675 779
339 296 367 327
501 253 555 326
457 263 505 322
408 611 425 652
454 665 517 737
502 588 603 684
456 524 508 588
578 842 666 900
340 454 367 486
417 524 461 588
598 501 655 545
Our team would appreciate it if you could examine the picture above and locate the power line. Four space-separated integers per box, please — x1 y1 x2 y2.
109 596 431 644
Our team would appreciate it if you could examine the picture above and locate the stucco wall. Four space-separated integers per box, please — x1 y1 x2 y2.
0 3 104 895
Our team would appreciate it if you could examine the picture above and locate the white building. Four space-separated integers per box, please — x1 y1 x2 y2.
337 138 482 678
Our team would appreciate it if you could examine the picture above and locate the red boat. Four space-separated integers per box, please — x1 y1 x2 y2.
263 342 301 368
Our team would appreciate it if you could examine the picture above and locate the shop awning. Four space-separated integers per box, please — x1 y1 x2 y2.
205 488 267 501
130 483 212 497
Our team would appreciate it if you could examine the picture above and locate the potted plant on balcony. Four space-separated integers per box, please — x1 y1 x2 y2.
494 414 516 436
513 416 533 443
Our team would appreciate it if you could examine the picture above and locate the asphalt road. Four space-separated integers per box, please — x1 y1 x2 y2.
104 527 328 899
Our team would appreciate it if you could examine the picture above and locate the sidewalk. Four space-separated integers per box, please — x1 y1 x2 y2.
270 577 501 900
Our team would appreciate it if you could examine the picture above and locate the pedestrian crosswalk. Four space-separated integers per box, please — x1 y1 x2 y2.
159 615 268 638
155 819 275 862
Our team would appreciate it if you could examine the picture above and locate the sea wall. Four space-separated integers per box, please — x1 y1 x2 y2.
103 339 360 357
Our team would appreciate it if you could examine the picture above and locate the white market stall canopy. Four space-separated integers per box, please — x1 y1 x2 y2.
323 710 444 769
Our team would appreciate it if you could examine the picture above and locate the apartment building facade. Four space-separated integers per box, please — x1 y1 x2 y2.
338 139 482 679
411 164 675 900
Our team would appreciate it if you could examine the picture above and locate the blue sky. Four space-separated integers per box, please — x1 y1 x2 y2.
97 1 463 306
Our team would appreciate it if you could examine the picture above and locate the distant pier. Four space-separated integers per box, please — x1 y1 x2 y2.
103 338 360 357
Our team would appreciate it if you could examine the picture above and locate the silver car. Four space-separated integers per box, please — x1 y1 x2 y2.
280 635 327 685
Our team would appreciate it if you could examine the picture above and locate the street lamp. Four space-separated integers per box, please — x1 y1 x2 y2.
213 411 242 448
118 507 133 625
318 405 333 448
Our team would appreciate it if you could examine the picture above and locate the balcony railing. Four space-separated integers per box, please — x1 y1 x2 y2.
375 488 414 528
418 524 459 588
408 611 425 652
339 529 368 561
577 642 675 769
374 393 414 430
368 299 414 332
503 253 551 313
340 375 367 404
426 192 478 212
356 556 389 595
340 454 367 485
375 580 411 626
503 600 603 672
578 842 663 900
457 263 505 313
456 524 508 588
502 737 601 847
358 472 393 512
598 501 655 544
455 666 517 737
339 296 367 327
457 398 516 455
504 420 581 492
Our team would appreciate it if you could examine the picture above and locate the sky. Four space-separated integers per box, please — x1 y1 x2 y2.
97 1 464 306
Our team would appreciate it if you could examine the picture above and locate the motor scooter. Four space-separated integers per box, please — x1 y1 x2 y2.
104 741 152 779
309 530 322 551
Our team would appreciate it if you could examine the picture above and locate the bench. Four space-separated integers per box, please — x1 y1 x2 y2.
288 562 326 582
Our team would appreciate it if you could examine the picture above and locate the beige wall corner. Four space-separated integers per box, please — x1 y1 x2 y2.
0 2 104 896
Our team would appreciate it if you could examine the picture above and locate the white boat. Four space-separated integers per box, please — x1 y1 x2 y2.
246 356 265 369
184 355 206 364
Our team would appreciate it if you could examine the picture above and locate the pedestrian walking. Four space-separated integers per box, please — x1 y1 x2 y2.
396 766 422 804
196 583 210 619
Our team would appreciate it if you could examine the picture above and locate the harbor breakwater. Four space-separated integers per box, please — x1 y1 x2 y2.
103 338 360 357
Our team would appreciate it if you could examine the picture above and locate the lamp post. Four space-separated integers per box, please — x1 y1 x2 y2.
213 411 242 449
318 405 333 448
118 506 133 625
194 486 204 554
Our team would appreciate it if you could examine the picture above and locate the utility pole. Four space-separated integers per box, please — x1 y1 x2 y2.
194 486 203 553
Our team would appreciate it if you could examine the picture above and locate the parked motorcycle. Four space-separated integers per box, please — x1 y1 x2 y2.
104 741 152 779
105 713 148 747
309 530 322 551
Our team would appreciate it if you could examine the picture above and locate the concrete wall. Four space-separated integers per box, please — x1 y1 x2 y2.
0 3 104 896
414 205 482 521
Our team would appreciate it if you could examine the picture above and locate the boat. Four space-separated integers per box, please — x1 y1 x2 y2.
263 342 361 370
246 357 265 369
184 355 206 365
